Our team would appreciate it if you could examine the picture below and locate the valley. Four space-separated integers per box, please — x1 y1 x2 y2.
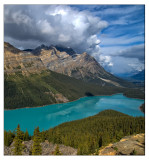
4 42 145 156
4 42 144 110
3 4 145 156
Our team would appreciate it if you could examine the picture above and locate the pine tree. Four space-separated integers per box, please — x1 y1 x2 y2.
13 124 23 155
32 127 42 155
87 136 97 154
54 145 62 155
24 129 29 141
41 130 45 142
4 130 15 147
98 136 102 148
4 130 8 146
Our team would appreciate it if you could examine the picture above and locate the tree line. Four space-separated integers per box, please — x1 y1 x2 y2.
4 70 144 110
4 124 62 155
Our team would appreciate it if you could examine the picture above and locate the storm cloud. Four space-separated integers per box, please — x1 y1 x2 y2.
4 5 145 75
111 44 145 61
99 45 145 74
4 5 108 55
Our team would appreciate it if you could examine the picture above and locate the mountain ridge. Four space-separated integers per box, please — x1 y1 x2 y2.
4 42 133 88
5 42 142 110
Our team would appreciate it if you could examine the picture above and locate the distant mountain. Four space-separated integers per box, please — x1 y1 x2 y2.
115 70 145 82
131 70 145 81
114 73 137 79
115 70 145 88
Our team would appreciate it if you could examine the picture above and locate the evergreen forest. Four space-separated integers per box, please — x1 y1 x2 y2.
4 110 145 155
4 70 144 109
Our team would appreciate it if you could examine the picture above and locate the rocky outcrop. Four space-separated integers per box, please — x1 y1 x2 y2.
99 133 145 155
4 134 144 155
4 140 77 155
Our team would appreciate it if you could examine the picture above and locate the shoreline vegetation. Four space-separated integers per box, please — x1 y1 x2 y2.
4 93 144 111
4 110 145 155
4 70 144 110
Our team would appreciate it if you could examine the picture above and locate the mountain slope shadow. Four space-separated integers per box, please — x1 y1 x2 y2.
85 92 94 96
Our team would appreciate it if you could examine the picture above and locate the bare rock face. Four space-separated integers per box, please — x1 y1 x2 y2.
4 43 46 75
41 141 77 155
4 140 77 155
54 93 69 103
32 45 127 87
4 146 12 155
99 133 145 155
4 42 130 87
39 48 120 84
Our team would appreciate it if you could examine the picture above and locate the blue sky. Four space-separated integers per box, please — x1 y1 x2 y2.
71 5 145 75
4 5 145 76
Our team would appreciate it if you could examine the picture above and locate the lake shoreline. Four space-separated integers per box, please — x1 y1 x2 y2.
4 92 144 111
4 93 144 134
4 93 123 111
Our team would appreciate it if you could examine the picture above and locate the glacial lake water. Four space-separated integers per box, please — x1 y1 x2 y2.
4 93 144 135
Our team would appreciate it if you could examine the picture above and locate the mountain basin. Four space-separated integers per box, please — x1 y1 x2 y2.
4 93 144 135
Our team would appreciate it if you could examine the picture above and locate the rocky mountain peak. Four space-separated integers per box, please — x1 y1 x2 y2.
4 42 21 54
32 44 50 55
55 45 76 56
4 42 133 87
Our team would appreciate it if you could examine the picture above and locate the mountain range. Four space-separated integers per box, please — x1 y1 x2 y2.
116 70 145 82
130 70 145 81
4 42 137 109
5 42 132 87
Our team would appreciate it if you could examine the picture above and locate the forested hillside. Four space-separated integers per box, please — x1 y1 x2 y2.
4 42 144 109
4 70 144 109
4 110 145 155
45 110 144 154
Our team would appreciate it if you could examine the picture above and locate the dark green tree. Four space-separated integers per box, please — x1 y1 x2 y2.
4 130 15 146
98 136 103 148
41 130 46 142
23 129 29 141
87 136 97 154
32 127 42 155
13 124 23 155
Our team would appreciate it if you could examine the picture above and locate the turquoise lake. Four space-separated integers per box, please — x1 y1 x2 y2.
4 94 144 135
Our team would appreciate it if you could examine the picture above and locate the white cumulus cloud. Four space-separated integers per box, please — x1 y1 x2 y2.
4 5 108 59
